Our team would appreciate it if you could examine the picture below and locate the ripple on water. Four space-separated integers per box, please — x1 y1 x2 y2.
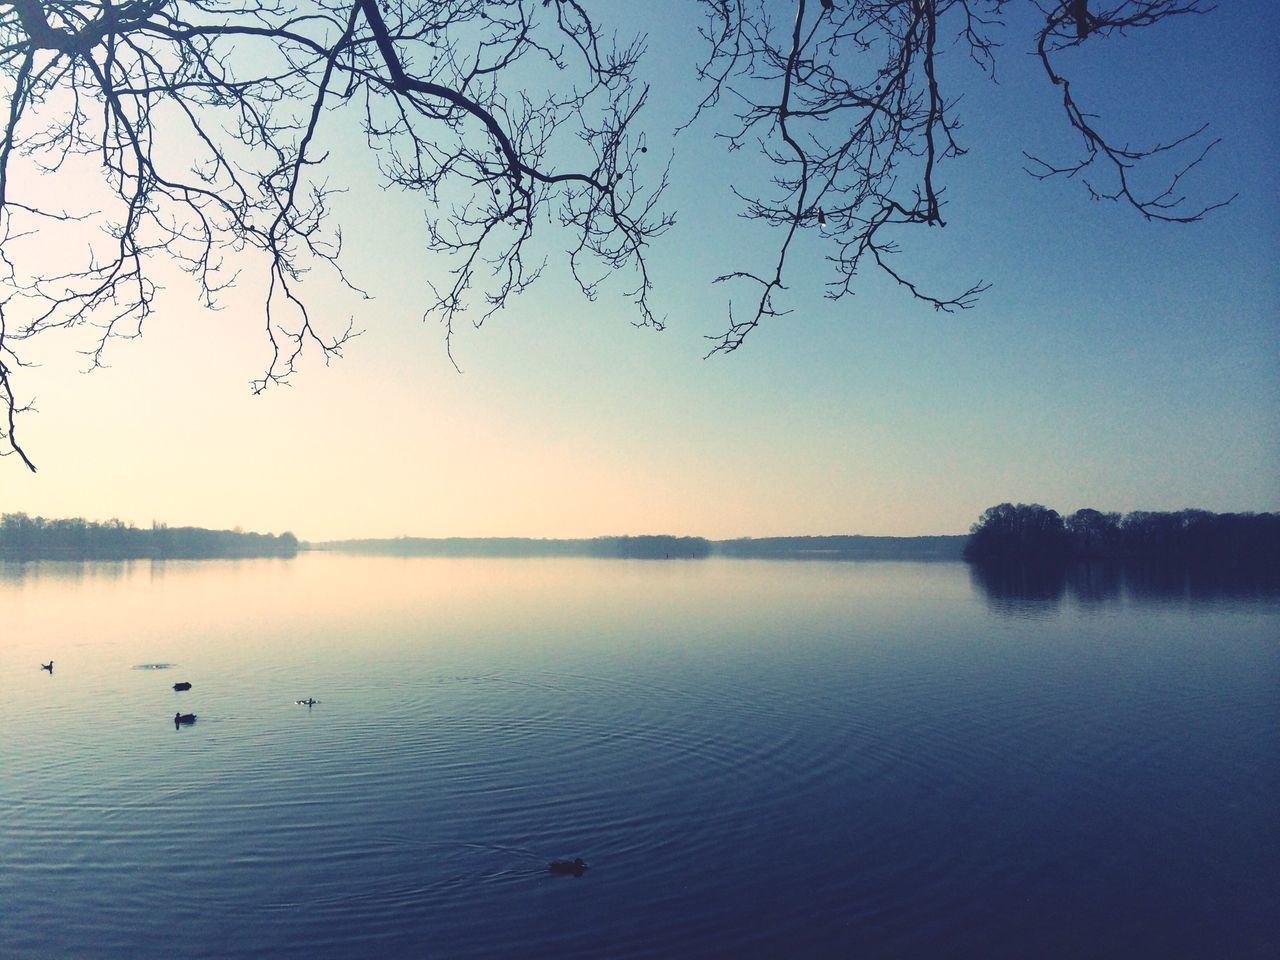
5 560 1276 960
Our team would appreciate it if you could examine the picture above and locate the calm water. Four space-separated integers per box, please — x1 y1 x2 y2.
2 555 1276 958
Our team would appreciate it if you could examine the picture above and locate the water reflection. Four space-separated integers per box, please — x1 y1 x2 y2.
0 558 139 584
971 559 1280 614
2 555 1276 959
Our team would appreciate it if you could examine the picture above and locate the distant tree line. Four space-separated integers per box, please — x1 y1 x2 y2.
320 535 712 559
616 536 712 559
715 535 965 561
318 535 968 560
0 514 298 561
964 503 1279 569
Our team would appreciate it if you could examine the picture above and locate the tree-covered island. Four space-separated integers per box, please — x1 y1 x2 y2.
964 503 1279 571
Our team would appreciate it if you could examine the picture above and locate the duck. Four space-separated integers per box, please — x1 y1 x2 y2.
174 712 197 724
40 661 53 672
295 698 319 706
173 681 192 691
548 858 588 876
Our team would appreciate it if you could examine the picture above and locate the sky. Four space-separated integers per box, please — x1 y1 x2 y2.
2 1 1277 541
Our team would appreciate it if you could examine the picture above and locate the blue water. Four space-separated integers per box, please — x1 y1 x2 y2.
1 555 1276 958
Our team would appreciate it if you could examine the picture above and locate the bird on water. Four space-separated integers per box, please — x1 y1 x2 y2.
548 858 588 877
173 681 192 691
41 661 53 672
174 712 197 725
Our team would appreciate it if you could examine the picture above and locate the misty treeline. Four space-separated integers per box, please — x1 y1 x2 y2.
0 513 298 561
715 536 963 560
964 503 1279 568
323 535 968 560
325 535 712 559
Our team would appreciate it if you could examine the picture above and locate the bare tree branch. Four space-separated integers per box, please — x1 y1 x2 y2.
691 0 1228 355
1025 0 1233 223
0 0 671 468
0 0 1231 468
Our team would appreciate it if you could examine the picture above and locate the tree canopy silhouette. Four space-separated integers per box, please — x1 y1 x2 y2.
964 502 1280 568
0 511 298 558
0 1 1230 469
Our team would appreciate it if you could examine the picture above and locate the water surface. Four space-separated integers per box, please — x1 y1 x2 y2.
2 555 1276 958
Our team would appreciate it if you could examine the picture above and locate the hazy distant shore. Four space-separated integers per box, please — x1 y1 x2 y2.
7 504 1274 569
0 513 298 561
307 534 968 561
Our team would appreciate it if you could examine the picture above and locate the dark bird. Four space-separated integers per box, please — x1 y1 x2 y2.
296 698 318 706
174 712 197 725
548 858 588 877
173 681 192 691
40 661 53 672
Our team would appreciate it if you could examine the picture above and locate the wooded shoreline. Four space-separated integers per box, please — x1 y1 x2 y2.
5 505 1275 568
0 513 298 561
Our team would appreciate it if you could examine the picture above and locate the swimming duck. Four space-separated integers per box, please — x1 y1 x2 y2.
173 681 192 691
174 712 197 724
548 858 588 876
41 661 53 672
296 698 318 706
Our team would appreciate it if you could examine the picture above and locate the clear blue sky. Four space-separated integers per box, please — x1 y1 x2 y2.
3 1 1276 539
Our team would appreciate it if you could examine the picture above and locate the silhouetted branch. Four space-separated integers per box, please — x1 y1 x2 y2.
696 0 1002 355
0 0 669 467
0 0 1231 466
692 0 1229 353
1025 0 1234 223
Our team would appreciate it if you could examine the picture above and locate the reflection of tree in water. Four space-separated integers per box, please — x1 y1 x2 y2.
972 560 1280 614
1065 563 1124 606
1125 562 1280 603
969 561 1068 618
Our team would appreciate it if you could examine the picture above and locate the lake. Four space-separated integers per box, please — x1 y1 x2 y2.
2 554 1276 958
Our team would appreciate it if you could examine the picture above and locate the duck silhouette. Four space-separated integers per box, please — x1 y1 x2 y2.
174 712 197 725
173 681 192 691
296 698 318 706
548 858 588 877
41 661 53 672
